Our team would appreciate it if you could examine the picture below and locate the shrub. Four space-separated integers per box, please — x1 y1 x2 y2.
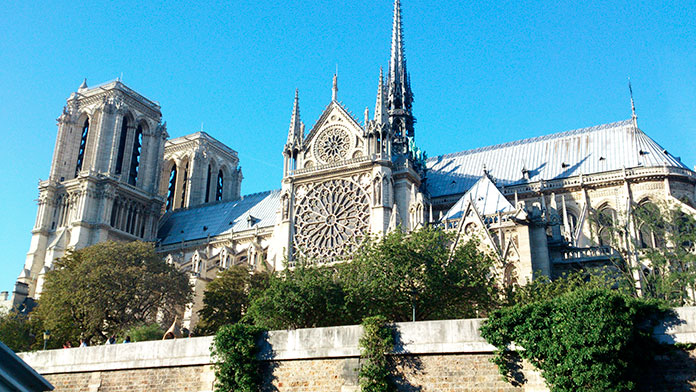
480 288 667 392
211 323 264 392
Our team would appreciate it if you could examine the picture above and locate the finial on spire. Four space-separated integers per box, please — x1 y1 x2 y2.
628 78 638 128
287 89 302 145
79 78 88 90
374 67 387 124
364 107 370 126
332 73 338 101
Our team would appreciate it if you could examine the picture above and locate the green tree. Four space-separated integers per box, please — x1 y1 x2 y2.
481 288 666 392
34 241 191 347
120 323 166 342
503 267 630 307
595 201 696 305
245 261 348 330
196 265 269 335
344 227 498 322
631 202 696 305
0 309 37 352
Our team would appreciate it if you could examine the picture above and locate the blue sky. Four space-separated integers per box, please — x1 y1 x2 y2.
0 0 694 293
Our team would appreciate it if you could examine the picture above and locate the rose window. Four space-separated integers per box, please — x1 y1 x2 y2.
294 178 370 263
314 127 350 164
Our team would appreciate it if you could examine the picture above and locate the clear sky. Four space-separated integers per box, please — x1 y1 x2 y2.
0 0 694 294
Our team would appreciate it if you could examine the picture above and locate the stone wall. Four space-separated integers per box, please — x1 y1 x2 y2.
18 307 696 392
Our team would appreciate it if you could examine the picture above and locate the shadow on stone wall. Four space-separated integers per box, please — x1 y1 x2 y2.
258 331 280 392
391 324 424 391
640 312 696 391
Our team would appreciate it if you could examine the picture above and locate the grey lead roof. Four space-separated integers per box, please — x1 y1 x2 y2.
426 119 687 198
157 190 280 246
443 175 514 221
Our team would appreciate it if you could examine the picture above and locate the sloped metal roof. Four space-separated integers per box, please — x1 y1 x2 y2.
426 119 688 198
443 175 514 220
157 190 280 246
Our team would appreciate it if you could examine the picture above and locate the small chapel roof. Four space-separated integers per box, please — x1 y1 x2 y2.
157 190 280 246
443 175 515 220
426 119 687 198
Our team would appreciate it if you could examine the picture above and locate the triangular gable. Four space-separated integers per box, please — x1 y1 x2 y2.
443 175 513 220
304 101 364 146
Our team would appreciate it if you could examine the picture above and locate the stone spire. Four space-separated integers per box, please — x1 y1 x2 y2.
287 89 302 145
374 67 388 124
629 78 638 129
387 0 413 114
332 73 338 102
79 78 88 90
387 0 414 139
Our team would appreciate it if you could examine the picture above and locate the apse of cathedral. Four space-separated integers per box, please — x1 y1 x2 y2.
10 0 696 328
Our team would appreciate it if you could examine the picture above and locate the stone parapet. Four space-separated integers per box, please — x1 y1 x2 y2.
16 307 696 392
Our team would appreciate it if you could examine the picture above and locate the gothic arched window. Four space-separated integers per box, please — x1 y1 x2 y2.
115 117 129 175
75 118 89 177
216 169 224 201
205 164 212 203
166 165 177 211
596 207 616 247
180 162 189 208
128 125 143 185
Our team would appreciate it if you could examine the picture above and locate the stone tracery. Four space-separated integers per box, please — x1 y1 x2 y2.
314 126 350 164
293 178 370 263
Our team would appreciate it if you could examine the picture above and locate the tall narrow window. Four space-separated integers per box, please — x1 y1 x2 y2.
75 118 89 177
115 117 129 175
180 162 189 208
216 170 224 201
166 165 177 211
205 164 212 203
128 125 143 185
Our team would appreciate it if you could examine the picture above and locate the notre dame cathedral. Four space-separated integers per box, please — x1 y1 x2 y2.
10 0 696 329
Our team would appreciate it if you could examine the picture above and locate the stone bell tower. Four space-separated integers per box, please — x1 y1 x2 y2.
19 79 168 298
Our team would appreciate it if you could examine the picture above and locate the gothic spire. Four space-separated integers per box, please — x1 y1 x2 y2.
374 67 388 124
387 0 413 113
287 89 302 145
629 78 638 129
332 73 338 102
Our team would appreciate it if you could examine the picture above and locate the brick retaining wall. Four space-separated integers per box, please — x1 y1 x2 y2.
18 307 696 391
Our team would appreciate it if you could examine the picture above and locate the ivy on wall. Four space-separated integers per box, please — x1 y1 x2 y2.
211 324 264 392
359 316 396 392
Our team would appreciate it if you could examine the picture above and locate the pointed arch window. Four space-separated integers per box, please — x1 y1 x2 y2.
205 164 212 203
180 162 189 208
166 165 177 211
75 118 89 177
596 207 616 247
128 125 143 185
216 170 224 201
115 117 129 175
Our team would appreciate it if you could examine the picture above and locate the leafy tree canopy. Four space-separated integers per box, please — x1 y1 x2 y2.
197 265 269 335
245 261 349 330
0 309 38 352
242 226 498 330
34 241 191 347
344 227 498 322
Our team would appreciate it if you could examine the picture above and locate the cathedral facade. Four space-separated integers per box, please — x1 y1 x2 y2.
11 0 696 328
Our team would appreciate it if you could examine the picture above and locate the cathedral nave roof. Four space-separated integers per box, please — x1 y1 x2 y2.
157 190 280 246
425 119 687 198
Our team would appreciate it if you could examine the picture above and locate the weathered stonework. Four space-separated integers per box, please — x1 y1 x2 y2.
19 309 696 392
